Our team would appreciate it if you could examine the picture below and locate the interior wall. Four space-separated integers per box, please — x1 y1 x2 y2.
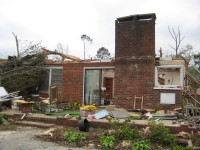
102 70 114 97
158 69 180 85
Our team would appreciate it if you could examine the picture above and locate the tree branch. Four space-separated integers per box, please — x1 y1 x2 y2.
12 32 19 58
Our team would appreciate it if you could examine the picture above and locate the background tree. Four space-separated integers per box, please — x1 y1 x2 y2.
56 42 69 54
19 41 43 57
168 26 185 57
54 42 69 61
95 47 111 60
81 34 93 60
179 44 195 63
194 53 200 70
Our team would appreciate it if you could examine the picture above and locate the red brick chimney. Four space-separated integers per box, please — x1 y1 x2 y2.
114 13 156 109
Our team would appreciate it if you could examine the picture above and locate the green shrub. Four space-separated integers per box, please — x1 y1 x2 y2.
100 135 115 149
1 114 8 120
149 121 176 146
0 114 8 125
112 120 140 140
64 129 87 142
173 145 193 150
107 118 121 130
132 140 151 150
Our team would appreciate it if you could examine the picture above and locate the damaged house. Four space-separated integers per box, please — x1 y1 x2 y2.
38 13 195 110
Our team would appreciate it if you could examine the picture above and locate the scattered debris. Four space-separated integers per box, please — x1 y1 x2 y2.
156 110 165 115
21 113 26 120
41 128 56 137
177 131 190 139
64 114 70 118
109 111 130 119
105 105 115 111
116 140 132 149
92 110 109 119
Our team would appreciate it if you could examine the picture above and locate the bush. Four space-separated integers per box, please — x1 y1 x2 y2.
173 145 193 150
100 135 115 149
0 114 8 120
112 120 140 140
0 114 7 125
64 129 87 142
149 121 176 146
132 140 151 150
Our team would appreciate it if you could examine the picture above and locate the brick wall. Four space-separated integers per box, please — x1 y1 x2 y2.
114 14 156 109
114 13 182 110
62 62 114 105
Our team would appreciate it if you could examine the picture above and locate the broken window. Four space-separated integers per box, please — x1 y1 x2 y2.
155 65 184 89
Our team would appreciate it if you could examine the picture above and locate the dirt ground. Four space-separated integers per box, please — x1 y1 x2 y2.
0 126 97 150
35 127 104 150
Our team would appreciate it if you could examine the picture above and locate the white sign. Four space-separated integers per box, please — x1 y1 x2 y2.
160 93 175 104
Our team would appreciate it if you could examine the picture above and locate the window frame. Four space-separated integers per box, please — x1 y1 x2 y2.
154 65 184 90
39 66 63 93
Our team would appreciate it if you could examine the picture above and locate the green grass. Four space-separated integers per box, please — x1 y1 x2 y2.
45 110 80 116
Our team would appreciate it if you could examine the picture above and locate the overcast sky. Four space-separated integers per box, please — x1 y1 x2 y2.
0 0 200 59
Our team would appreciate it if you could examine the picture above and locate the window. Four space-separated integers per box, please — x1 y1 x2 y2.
155 65 184 89
84 67 114 105
38 67 63 93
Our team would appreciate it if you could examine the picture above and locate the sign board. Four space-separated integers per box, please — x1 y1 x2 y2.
160 93 175 104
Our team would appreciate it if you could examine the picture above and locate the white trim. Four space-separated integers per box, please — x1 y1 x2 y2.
43 66 63 93
155 65 184 89
82 68 86 105
157 65 183 68
48 69 52 93
84 66 115 70
153 87 182 90
45 66 63 69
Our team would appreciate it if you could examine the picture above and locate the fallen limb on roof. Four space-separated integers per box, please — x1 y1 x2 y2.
41 48 81 61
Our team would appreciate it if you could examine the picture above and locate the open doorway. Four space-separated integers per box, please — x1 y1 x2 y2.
84 68 114 105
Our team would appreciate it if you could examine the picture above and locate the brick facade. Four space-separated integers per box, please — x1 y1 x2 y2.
62 62 114 104
114 13 182 109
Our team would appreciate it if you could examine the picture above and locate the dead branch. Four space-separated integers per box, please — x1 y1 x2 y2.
41 48 81 61
168 26 185 57
12 32 19 58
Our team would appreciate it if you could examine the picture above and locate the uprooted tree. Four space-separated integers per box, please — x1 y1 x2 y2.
0 35 81 99
0 41 47 99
